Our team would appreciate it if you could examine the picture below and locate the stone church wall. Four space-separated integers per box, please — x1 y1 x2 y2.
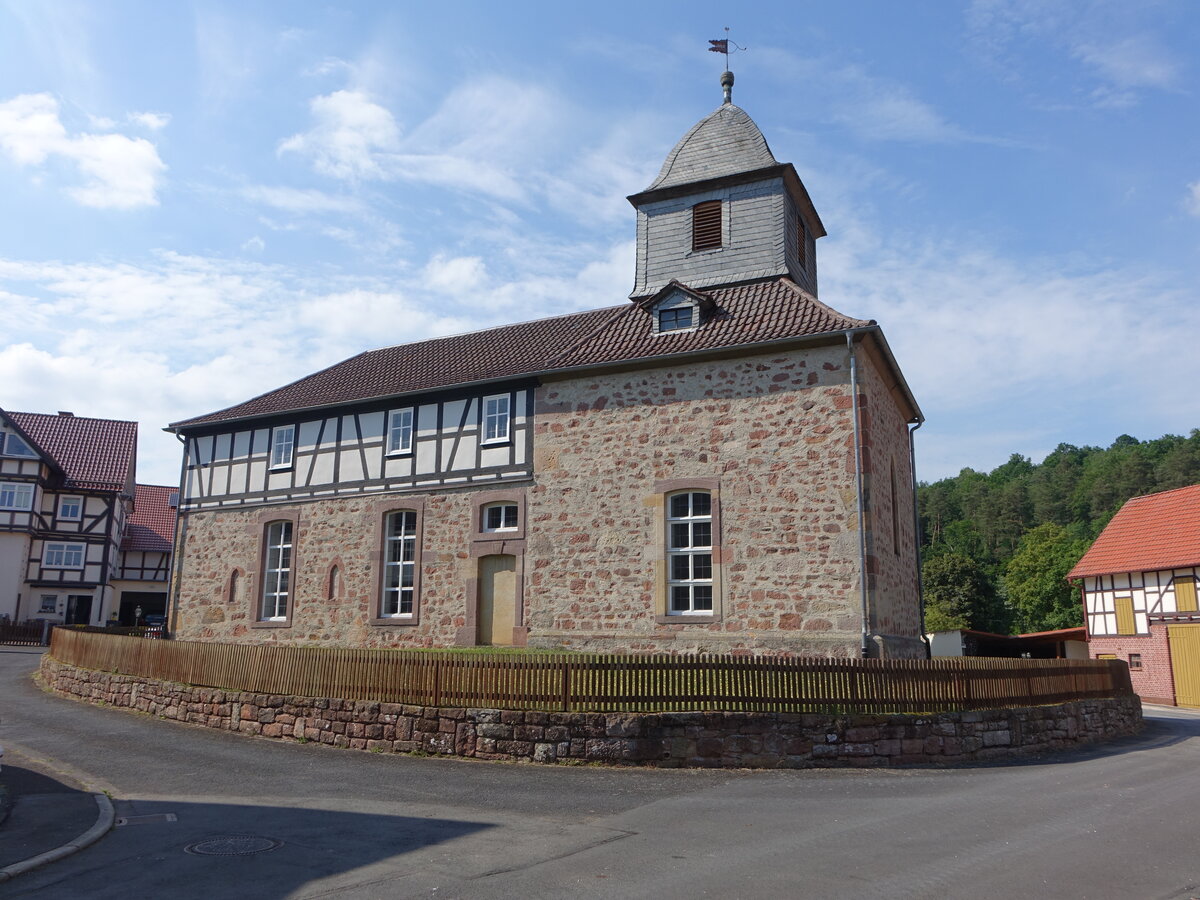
856 345 925 657
528 342 867 655
171 342 920 656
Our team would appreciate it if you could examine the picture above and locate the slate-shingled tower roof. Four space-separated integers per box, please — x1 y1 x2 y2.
647 103 780 191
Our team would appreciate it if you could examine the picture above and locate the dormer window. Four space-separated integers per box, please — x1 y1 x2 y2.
644 282 712 336
797 216 807 269
659 307 694 332
691 200 722 251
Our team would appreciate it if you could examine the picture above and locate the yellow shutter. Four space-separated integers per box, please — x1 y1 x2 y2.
1115 596 1136 635
1175 577 1198 612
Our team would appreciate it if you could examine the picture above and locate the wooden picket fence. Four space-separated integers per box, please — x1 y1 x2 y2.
0 621 49 646
49 629 1133 715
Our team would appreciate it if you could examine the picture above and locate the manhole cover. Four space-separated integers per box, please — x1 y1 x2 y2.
184 835 282 856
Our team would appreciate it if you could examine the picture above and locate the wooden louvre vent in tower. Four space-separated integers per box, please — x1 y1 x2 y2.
691 200 722 251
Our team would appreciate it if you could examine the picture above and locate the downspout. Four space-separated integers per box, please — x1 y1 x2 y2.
847 332 870 658
166 431 189 638
909 420 929 658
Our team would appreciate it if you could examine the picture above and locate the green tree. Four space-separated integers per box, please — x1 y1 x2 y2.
922 553 1009 633
1003 523 1090 632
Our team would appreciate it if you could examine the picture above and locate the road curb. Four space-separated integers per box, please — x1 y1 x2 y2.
0 792 115 883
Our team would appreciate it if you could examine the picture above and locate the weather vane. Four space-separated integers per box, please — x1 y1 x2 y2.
708 27 746 104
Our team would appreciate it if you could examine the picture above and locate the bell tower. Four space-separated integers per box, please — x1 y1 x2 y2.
627 71 826 300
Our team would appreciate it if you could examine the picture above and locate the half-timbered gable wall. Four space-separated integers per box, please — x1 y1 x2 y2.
181 385 534 511
0 420 48 534
118 549 171 582
1083 567 1200 637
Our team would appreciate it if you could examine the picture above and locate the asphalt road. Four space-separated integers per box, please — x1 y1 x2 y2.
2 645 1198 899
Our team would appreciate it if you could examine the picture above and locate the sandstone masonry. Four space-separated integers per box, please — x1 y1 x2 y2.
42 656 1143 768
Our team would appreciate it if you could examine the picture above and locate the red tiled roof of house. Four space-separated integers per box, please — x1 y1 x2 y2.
171 278 872 428
123 483 177 553
1068 484 1200 578
6 411 137 493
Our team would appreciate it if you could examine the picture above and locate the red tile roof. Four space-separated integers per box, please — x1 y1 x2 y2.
5 411 137 493
171 278 871 428
1068 485 1200 578
123 484 178 553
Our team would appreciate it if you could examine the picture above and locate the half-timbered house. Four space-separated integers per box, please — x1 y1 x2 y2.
1071 484 1200 706
110 483 178 625
0 409 137 625
167 76 926 658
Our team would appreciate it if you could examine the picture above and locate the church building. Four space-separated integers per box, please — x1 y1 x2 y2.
167 73 925 658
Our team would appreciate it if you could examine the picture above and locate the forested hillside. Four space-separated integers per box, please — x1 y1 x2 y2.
917 430 1200 635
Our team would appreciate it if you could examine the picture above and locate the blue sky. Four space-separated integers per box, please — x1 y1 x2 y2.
2 1 1199 487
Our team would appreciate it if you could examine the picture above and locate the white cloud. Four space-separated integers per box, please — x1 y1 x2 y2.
756 50 992 146
829 65 977 144
279 89 400 180
1072 36 1180 90
128 111 171 130
242 184 362 214
278 79 588 203
1185 182 1200 217
0 239 633 485
423 255 487 292
241 235 265 253
821 215 1200 477
965 1 1182 107
0 93 166 208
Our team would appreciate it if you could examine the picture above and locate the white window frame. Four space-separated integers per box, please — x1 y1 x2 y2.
481 502 519 533
381 510 418 618
666 491 714 615
59 495 83 521
2 433 37 458
387 407 415 456
270 425 295 470
44 542 85 569
482 394 511 445
0 482 34 511
261 520 293 621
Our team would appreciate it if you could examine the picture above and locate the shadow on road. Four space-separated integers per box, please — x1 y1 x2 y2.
0 762 98 869
6 798 494 899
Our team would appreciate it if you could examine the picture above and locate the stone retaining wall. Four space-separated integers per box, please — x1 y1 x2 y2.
41 656 1143 768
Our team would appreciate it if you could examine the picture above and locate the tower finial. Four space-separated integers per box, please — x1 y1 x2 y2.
707 27 746 105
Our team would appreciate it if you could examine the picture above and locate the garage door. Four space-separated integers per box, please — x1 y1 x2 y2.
1168 624 1200 708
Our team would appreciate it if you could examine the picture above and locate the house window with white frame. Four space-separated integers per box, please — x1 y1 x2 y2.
44 542 85 568
59 496 82 520
381 510 418 618
667 491 713 614
261 521 293 620
482 394 510 444
270 425 295 469
482 502 519 533
0 482 34 510
2 433 37 458
387 408 414 455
